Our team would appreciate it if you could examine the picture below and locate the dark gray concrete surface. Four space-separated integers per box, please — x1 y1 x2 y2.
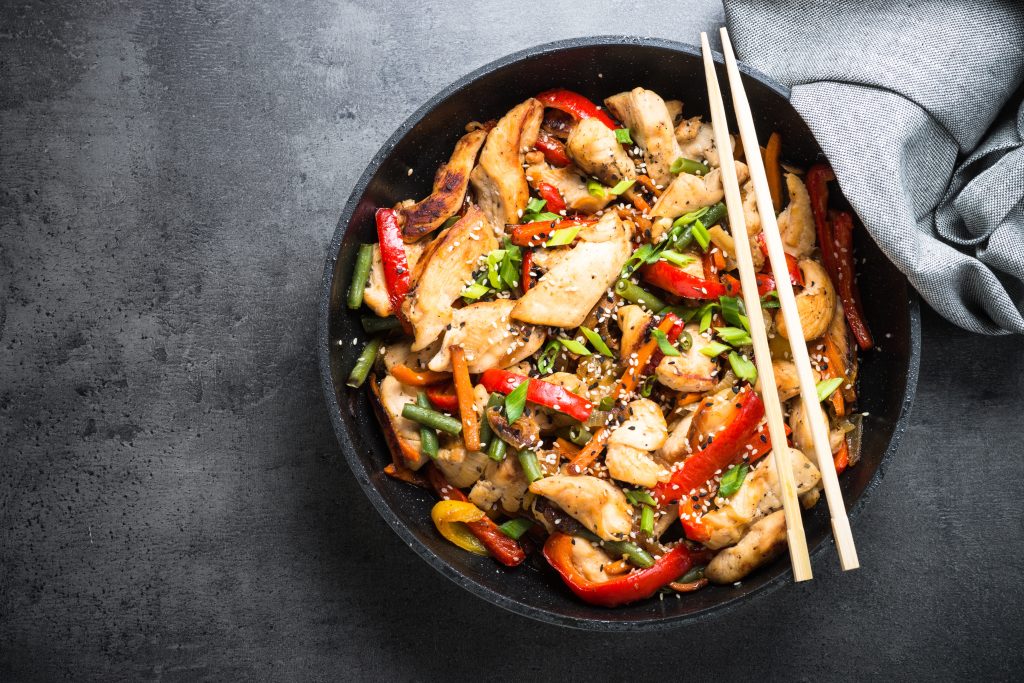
2 1 1022 680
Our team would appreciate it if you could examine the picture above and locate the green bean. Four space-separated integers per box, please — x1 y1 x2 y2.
558 424 593 447
346 337 381 388
478 392 504 450
677 565 706 583
640 505 654 535
401 403 463 435
517 449 544 483
579 530 655 568
614 279 666 313
416 392 439 459
347 243 374 309
498 517 534 540
670 225 695 251
360 315 402 334
487 435 507 462
703 202 727 228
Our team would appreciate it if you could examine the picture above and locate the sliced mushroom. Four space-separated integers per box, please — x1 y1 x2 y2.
427 299 546 373
403 206 498 350
604 87 683 186
529 475 634 541
565 117 636 186
469 98 544 228
775 259 836 341
401 128 487 241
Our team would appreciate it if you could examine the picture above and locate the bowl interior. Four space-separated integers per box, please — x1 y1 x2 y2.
319 37 919 630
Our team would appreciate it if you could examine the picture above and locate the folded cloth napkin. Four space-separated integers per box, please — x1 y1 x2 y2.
724 0 1024 334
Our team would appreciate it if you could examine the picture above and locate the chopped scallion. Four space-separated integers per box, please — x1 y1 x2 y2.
609 179 635 195
614 128 633 144
817 376 845 402
692 220 711 250
460 282 490 300
651 328 681 357
716 326 753 347
640 505 655 534
670 157 710 176
659 249 695 267
718 463 749 497
699 340 731 357
498 517 534 540
728 351 757 384
624 489 657 506
545 224 581 247
587 179 607 198
559 337 591 356
580 326 613 357
536 340 560 375
504 380 529 423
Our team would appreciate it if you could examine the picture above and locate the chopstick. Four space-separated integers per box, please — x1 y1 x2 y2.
699 33 813 582
717 27 860 571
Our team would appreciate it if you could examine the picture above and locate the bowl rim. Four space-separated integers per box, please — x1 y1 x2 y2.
317 35 922 631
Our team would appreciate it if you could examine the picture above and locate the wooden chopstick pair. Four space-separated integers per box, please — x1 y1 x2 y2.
700 28 859 580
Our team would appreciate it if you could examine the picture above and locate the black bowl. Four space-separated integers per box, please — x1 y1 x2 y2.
318 36 921 630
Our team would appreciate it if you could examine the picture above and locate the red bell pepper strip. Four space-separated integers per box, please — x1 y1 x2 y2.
425 384 459 413
375 208 411 322
521 250 533 292
653 387 765 504
543 532 709 607
830 211 874 350
640 260 727 300
510 217 594 247
536 89 618 130
833 438 850 475
679 512 712 544
537 182 566 215
806 164 837 276
426 466 526 567
755 233 805 288
723 273 776 298
480 369 593 422
535 132 572 167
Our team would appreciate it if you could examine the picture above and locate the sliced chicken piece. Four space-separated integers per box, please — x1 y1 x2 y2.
651 161 749 219
565 117 636 186
511 212 632 329
469 455 529 514
570 537 614 583
363 241 426 318
775 259 836 341
382 339 442 375
434 441 491 488
403 206 498 351
706 509 786 584
529 475 633 541
656 409 697 465
755 359 818 402
617 305 653 361
664 99 684 124
604 88 683 186
427 299 546 373
775 173 815 258
469 98 543 229
378 375 427 470
401 128 487 241
525 153 612 214
741 178 761 239
605 399 670 488
655 326 719 394
700 447 821 549
675 116 734 168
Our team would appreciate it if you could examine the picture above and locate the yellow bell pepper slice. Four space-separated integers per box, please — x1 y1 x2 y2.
431 500 488 556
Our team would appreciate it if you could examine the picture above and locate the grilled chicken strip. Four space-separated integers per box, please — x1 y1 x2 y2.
605 399 670 488
604 87 683 186
706 509 787 584
775 172 815 258
525 152 612 214
401 128 487 241
427 299 545 373
378 375 427 469
469 455 530 514
675 116 734 168
529 475 634 541
403 205 497 350
655 325 719 394
698 446 821 550
565 117 636 186
363 241 426 318
470 98 543 228
511 212 632 328
651 161 749 219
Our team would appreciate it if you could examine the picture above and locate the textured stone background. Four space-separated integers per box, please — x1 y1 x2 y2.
2 1 1022 680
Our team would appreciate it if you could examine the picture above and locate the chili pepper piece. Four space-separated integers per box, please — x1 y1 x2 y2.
536 89 618 130
375 208 411 323
640 260 727 300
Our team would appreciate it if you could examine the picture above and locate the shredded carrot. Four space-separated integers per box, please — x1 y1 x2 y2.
676 392 703 408
712 248 726 272
391 364 450 387
604 558 631 576
554 437 581 459
635 174 662 198
450 347 479 452
568 316 677 473
823 334 848 417
625 187 651 214
384 463 427 487
763 131 783 212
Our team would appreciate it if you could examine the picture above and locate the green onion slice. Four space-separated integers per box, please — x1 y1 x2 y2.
559 337 591 356
718 463 749 497
728 351 757 384
817 376 845 402
651 328 681 357
545 225 581 247
587 179 606 198
615 128 633 144
699 340 731 358
536 340 560 375
609 179 635 195
580 326 613 357
504 380 529 423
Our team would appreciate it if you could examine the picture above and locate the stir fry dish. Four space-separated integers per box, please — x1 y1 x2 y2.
344 87 872 607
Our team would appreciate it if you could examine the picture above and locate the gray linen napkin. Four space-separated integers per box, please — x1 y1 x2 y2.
724 0 1024 335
